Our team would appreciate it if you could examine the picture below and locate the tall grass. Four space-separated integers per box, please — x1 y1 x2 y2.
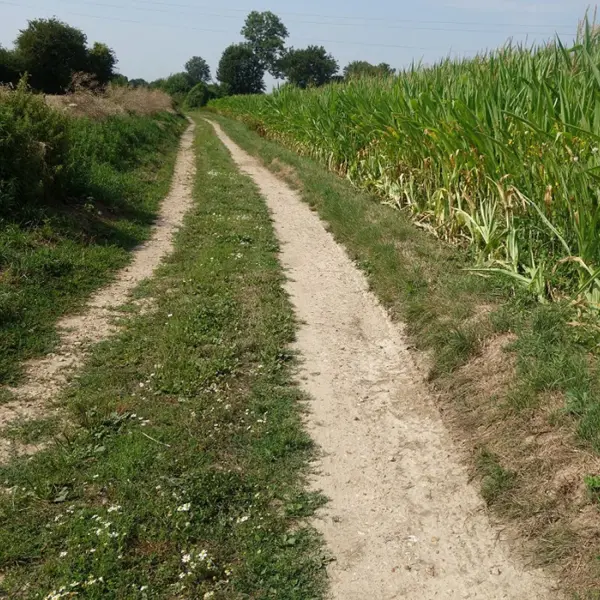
210 21 600 305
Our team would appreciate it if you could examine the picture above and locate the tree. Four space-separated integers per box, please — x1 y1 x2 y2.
111 74 129 86
241 11 288 77
280 46 338 89
87 42 117 87
161 72 194 96
343 61 396 79
185 56 210 85
129 78 149 88
15 18 89 93
217 44 265 95
0 46 22 85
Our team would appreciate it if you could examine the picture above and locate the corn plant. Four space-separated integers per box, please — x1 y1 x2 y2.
210 18 600 304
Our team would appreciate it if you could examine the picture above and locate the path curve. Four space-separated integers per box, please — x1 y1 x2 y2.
0 119 196 458
208 119 560 600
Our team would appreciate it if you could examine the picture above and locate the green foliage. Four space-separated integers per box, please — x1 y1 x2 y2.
185 55 210 84
211 23 600 302
241 10 288 78
157 72 194 104
217 44 265 95
185 82 210 108
87 42 117 87
111 73 129 86
0 81 70 213
14 18 89 94
280 46 338 89
343 60 396 79
0 85 185 382
0 118 325 599
0 45 21 85
129 78 148 88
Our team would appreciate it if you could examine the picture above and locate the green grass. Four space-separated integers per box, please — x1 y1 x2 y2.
0 116 326 599
209 22 600 304
0 106 186 385
206 113 600 595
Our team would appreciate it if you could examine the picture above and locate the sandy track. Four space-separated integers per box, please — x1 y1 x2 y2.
208 120 560 600
0 119 196 458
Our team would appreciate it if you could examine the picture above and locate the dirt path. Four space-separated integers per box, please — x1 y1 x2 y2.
0 119 196 460
208 120 561 600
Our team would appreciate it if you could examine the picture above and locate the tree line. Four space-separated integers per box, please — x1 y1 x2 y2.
0 12 396 103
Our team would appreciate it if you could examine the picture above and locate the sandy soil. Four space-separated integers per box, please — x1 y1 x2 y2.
208 119 561 600
0 119 196 460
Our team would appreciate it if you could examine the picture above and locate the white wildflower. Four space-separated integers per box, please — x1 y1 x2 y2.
182 553 192 564
59 551 68 558
107 505 121 513
177 503 191 512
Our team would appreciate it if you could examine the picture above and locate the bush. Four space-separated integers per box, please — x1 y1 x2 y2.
0 81 70 213
185 82 210 108
0 81 181 217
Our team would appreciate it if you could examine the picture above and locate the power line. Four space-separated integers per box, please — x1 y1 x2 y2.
2 0 578 35
110 0 581 31
0 0 566 55
0 0 494 52
37 0 578 36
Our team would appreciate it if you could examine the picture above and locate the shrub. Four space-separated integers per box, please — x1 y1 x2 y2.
0 81 70 213
185 82 210 108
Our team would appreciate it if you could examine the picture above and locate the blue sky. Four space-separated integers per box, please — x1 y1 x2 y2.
0 0 594 85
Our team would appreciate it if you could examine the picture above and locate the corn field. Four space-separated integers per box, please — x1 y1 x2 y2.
210 22 600 305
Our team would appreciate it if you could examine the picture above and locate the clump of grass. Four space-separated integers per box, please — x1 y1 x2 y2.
0 117 325 599
477 449 518 507
209 18 600 305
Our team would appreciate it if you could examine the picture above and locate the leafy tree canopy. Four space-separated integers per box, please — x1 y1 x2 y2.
129 78 149 88
87 42 117 87
343 60 396 79
0 45 22 85
185 56 211 84
15 18 89 93
217 44 265 95
241 11 288 77
280 46 338 89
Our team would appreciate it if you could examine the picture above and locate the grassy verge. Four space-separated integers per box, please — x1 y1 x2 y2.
0 98 186 385
207 113 600 597
0 116 326 599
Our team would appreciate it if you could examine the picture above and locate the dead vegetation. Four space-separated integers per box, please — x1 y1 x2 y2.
439 332 600 595
45 80 174 119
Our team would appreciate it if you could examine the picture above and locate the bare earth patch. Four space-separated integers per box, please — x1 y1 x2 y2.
208 119 561 599
0 119 196 461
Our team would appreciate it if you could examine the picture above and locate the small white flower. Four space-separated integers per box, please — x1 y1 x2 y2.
140 585 148 592
177 503 191 512
59 551 68 558
182 553 192 563
204 593 215 599
139 382 145 388
237 515 250 524
168 314 173 318
593 147 599 154
107 505 121 513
